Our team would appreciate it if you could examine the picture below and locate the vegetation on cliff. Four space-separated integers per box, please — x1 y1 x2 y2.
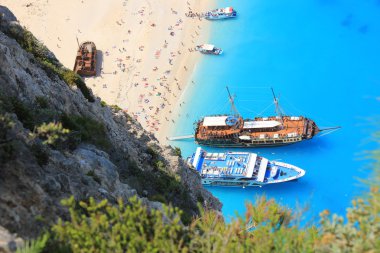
0 14 94 102
10 132 378 252
19 145 380 252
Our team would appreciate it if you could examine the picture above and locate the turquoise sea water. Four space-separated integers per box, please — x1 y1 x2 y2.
172 0 380 222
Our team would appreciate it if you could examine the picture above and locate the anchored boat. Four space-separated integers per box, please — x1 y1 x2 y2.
187 147 305 187
195 44 223 55
194 87 340 147
73 41 97 76
204 7 237 20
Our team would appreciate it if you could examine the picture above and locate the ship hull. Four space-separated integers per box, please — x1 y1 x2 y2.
195 137 307 148
201 178 298 187
202 180 265 187
205 15 236 20
199 51 223 55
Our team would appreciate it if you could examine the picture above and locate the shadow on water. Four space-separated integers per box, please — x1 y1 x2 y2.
96 50 103 77
316 0 338 5
203 17 240 24
269 135 335 153
206 177 312 195
358 25 369 34
341 14 353 27
340 14 369 35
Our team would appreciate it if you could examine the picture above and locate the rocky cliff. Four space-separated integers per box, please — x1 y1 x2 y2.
0 6 221 239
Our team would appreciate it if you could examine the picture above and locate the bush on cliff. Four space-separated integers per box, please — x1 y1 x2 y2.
52 196 186 253
0 114 16 163
31 122 70 147
142 145 192 217
49 180 379 253
60 114 111 151
44 136 380 253
3 25 94 102
5 129 378 252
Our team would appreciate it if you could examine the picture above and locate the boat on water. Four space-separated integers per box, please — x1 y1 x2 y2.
195 44 223 55
73 41 97 76
204 7 237 20
194 87 340 147
187 147 305 187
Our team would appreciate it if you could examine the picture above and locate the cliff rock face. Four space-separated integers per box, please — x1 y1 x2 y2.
0 7 221 238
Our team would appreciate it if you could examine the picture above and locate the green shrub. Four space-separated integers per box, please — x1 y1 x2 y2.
154 160 165 171
126 157 142 176
10 97 35 130
52 196 185 253
173 147 182 157
38 136 380 252
0 114 15 138
86 170 101 185
0 115 16 162
16 233 49 253
31 122 70 147
125 113 134 122
61 114 111 151
50 195 319 253
100 100 107 107
149 194 166 203
72 76 95 102
196 192 205 204
110 104 122 112
61 71 77 87
146 145 159 161
30 143 49 166
100 101 122 112
39 59 61 79
35 96 49 109
48 188 380 252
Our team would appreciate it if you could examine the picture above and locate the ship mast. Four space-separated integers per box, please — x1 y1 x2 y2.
226 86 240 117
76 36 80 49
271 88 285 123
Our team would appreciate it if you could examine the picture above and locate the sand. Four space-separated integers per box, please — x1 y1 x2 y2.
2 0 215 143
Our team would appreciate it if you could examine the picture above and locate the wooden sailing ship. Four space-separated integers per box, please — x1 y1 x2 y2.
73 41 97 76
194 87 340 147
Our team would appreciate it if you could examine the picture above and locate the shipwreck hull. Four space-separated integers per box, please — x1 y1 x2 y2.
73 41 97 77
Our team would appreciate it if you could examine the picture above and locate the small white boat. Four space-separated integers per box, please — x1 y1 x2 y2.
195 44 223 55
204 7 237 20
187 147 305 187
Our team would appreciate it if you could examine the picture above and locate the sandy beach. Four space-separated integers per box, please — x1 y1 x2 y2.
2 0 214 143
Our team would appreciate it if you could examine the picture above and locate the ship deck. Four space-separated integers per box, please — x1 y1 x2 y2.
199 152 257 178
242 117 306 139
